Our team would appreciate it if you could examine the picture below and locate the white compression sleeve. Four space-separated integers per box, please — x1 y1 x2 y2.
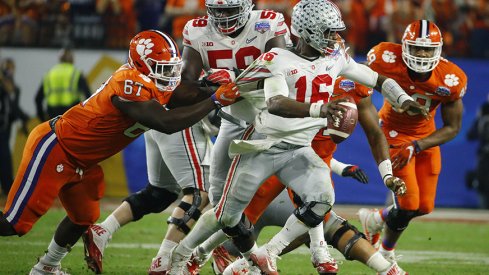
381 78 414 108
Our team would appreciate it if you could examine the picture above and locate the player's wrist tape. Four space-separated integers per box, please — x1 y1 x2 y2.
381 78 414 107
309 102 323 118
210 93 223 108
330 158 350 175
413 140 422 154
378 159 393 184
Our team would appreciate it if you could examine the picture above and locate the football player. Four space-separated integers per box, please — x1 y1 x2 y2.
220 76 409 275
0 30 239 275
358 19 467 266
169 0 428 274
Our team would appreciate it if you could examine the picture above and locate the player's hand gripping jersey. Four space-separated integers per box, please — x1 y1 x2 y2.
55 64 171 168
368 42 467 138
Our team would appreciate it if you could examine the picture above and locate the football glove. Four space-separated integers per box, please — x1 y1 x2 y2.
385 176 407 196
341 165 369 184
390 141 421 170
211 83 240 107
206 69 236 85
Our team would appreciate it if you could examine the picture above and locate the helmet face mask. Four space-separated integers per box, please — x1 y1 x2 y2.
206 0 253 35
128 30 183 92
292 0 346 56
402 20 443 73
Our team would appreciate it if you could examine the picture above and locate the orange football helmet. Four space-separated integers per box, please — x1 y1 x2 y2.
128 30 183 91
402 20 443 73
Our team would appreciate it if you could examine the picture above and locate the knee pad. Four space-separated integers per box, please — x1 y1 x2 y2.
327 218 365 260
222 213 254 239
293 201 332 228
385 208 418 232
167 188 203 234
222 214 255 252
124 184 178 221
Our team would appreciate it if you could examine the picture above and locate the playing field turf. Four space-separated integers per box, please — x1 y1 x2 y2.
1 205 488 274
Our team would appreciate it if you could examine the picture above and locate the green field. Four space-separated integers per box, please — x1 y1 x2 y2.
1 208 488 275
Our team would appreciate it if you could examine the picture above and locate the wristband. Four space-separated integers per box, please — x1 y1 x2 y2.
309 102 323 118
330 158 350 176
378 159 393 184
413 140 422 154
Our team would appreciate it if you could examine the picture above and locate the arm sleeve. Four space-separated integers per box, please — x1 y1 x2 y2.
340 58 379 88
264 74 288 100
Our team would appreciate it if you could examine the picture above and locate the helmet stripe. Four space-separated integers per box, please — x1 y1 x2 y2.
420 19 428 38
153 30 178 58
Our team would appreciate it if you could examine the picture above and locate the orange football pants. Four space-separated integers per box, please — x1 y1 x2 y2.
2 122 105 236
244 138 336 224
385 129 441 213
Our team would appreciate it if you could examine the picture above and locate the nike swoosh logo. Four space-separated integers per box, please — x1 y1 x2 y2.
246 36 257 44
406 145 414 161
220 94 234 101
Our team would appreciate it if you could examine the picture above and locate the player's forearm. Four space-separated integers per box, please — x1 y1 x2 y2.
417 125 460 151
417 100 462 151
267 96 310 118
366 130 391 164
155 99 216 134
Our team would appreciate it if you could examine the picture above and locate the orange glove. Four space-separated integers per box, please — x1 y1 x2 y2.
390 140 421 170
211 83 240 107
206 69 236 85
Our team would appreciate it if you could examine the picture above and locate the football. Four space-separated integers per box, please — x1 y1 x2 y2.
327 95 358 144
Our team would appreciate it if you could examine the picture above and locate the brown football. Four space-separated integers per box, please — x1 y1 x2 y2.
327 96 358 144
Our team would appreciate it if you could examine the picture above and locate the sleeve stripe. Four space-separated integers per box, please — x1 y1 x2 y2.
275 29 287 36
183 39 192 45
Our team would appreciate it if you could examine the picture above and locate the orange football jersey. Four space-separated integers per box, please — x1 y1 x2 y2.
368 42 467 138
54 64 172 168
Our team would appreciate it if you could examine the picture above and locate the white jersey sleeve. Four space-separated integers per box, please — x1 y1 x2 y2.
339 56 379 88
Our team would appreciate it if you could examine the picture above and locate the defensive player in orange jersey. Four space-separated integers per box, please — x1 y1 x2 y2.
215 77 408 275
358 19 467 265
0 30 239 275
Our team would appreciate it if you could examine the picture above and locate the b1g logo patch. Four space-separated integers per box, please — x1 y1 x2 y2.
255 22 270 33
435 86 451 96
339 79 355 92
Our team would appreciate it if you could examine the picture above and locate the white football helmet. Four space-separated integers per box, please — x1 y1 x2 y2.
205 0 253 35
402 20 443 73
291 0 346 55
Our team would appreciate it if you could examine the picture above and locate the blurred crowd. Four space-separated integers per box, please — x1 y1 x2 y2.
0 0 488 57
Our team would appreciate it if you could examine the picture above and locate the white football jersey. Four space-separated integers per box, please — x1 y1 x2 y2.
237 47 377 146
183 10 291 122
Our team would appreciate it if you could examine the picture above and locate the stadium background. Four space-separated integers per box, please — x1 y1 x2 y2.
1 0 489 208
